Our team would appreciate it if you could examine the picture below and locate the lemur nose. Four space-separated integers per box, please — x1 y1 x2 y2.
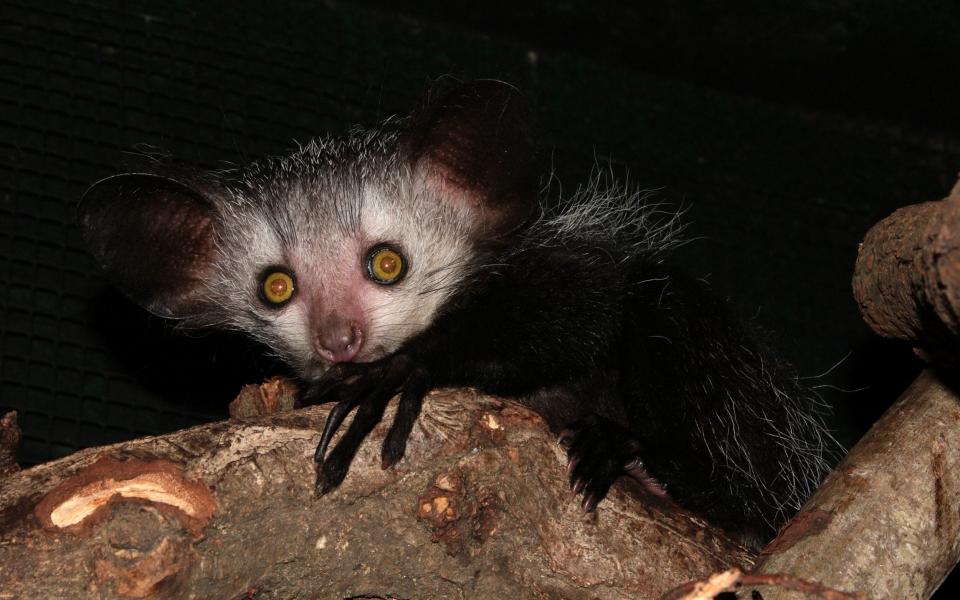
316 322 364 363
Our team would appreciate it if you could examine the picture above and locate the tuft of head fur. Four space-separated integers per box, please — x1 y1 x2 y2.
526 167 688 261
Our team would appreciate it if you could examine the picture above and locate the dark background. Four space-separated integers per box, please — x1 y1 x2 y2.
0 0 956 592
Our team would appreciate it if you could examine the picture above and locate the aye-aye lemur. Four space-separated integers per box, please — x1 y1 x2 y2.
79 80 834 546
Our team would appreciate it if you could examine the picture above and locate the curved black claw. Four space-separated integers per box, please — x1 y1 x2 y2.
316 384 394 495
311 354 430 496
381 366 429 469
313 393 364 466
558 413 644 512
310 364 379 465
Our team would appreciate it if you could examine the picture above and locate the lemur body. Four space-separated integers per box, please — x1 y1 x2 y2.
80 81 833 545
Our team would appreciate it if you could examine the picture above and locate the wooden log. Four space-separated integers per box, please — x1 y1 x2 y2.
853 177 960 362
0 388 753 600
747 369 960 599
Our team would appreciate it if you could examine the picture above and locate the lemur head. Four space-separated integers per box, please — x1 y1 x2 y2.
79 81 538 381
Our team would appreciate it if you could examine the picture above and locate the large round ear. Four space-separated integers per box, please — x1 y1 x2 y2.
78 173 219 319
403 80 539 238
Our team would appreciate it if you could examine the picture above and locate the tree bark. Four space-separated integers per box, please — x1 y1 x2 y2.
853 176 960 362
747 369 960 599
0 387 753 600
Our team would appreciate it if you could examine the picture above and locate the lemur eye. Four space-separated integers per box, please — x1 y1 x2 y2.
259 269 296 306
366 245 406 285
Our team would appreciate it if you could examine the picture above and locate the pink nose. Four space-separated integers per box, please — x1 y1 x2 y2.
316 322 363 363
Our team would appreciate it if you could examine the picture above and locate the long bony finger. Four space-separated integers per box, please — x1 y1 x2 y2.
314 397 360 464
381 367 429 469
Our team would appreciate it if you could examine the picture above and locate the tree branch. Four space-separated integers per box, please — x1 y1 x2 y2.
853 176 960 362
748 370 960 599
0 387 752 599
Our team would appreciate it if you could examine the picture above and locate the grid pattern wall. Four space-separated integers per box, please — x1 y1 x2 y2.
2 1 958 464
0 0 535 464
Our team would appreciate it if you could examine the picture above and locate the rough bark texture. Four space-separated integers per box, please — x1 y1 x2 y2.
748 369 960 600
0 388 753 600
853 177 960 361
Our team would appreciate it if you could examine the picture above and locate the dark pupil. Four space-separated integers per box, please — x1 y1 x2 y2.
379 254 398 275
269 277 287 296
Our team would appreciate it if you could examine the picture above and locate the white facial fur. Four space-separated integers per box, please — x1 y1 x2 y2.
199 136 479 382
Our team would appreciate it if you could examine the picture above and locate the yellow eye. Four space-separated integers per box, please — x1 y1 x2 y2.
366 246 406 285
260 270 296 305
